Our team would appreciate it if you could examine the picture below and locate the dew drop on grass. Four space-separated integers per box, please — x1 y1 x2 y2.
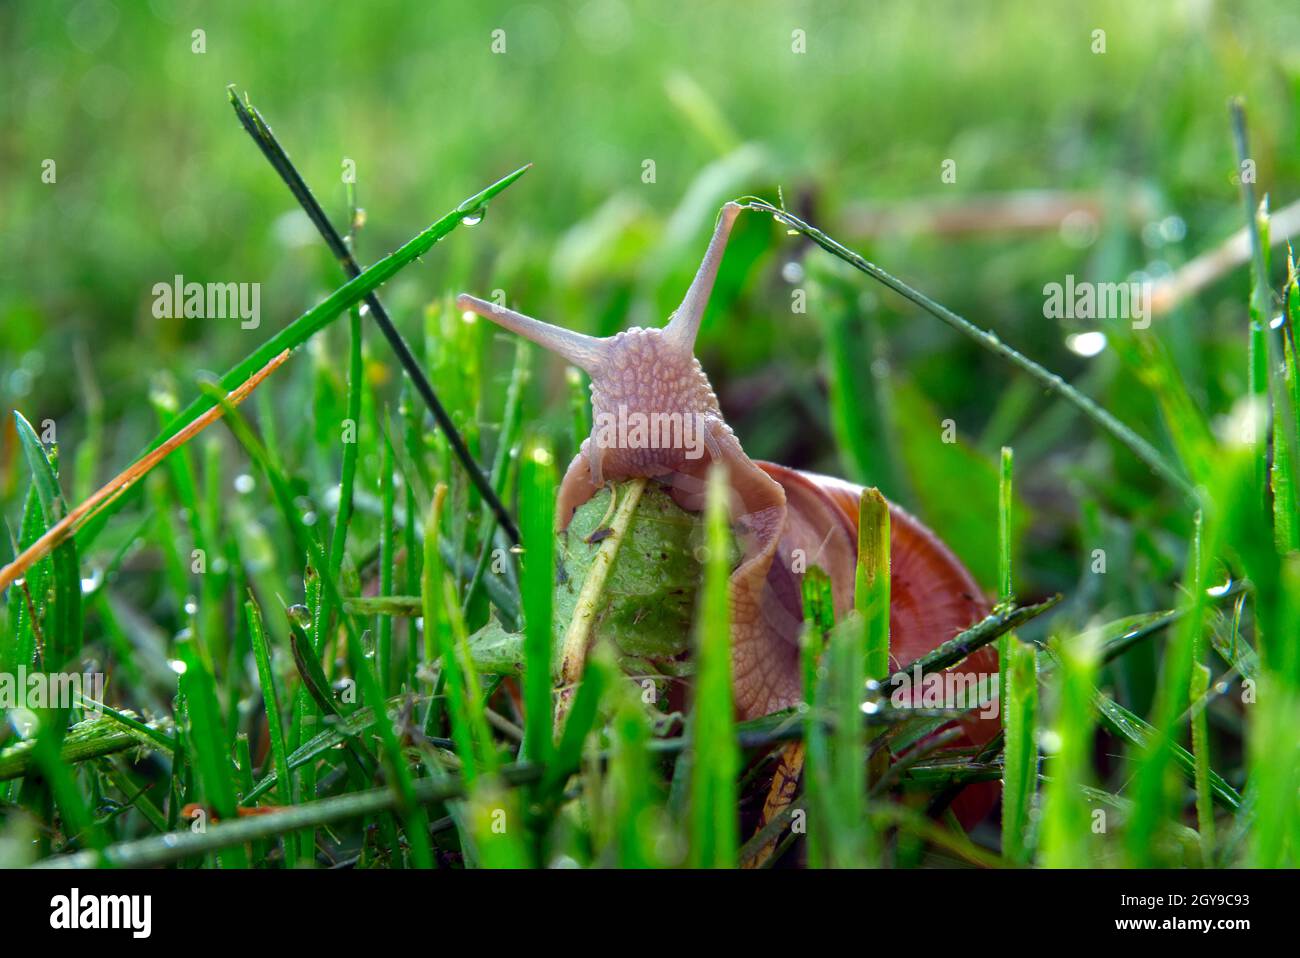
462 206 486 226
1066 331 1107 357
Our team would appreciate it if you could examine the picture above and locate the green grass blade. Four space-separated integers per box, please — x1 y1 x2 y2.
1189 662 1215 864
856 488 891 680
1038 630 1101 867
246 599 294 808
520 443 556 767
1002 636 1037 864
1125 508 1213 864
688 465 737 868
75 165 530 550
177 628 248 868
13 412 82 667
328 306 364 578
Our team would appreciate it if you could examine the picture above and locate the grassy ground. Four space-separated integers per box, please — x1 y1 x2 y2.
1 1 1298 867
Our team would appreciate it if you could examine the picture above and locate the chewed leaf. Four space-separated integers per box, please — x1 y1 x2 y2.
557 481 734 665
466 480 739 677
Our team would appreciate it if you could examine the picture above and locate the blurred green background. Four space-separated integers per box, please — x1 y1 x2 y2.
2 0 1298 621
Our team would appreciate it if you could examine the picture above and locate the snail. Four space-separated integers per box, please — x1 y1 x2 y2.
458 201 998 824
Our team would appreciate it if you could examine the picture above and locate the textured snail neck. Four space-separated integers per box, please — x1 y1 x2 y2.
585 327 723 481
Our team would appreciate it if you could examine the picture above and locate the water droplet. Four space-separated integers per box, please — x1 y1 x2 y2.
1066 331 1108 357
462 206 486 226
11 708 39 738
1060 209 1100 249
234 474 255 494
781 260 805 284
287 605 312 630
169 659 188 675
1160 215 1186 244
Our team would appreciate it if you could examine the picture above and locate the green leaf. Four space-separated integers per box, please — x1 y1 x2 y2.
13 412 82 668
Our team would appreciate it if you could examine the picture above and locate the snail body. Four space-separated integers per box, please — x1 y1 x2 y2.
458 202 998 808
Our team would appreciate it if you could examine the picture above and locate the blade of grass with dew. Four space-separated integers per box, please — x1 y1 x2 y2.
421 485 449 735
737 198 1194 499
75 166 530 550
12 415 97 850
1091 691 1241 810
1002 636 1037 865
689 465 737 868
228 90 521 546
44 764 547 870
1189 662 1215 864
6 490 50 676
176 627 248 868
857 488 891 683
1038 629 1102 868
246 599 295 814
198 437 228 673
895 594 1061 678
996 447 1012 720
999 447 1038 865
826 617 870 866
378 422 395 689
13 412 81 668
520 442 555 771
856 488 890 834
400 385 424 688
608 678 664 867
328 305 364 579
0 714 172 782
1125 507 1215 865
801 567 834 867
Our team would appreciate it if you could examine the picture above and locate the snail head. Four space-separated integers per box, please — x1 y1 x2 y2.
458 202 743 484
